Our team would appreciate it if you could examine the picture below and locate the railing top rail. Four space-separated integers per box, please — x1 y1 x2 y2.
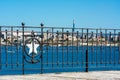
0 26 120 30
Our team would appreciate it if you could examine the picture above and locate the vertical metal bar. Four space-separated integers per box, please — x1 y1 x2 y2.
22 22 25 75
52 28 54 68
96 29 98 66
16 30 19 67
31 31 34 64
11 27 13 69
86 29 88 72
62 28 64 67
5 29 8 67
41 25 43 73
105 29 107 65
91 32 94 64
77 31 79 65
46 30 48 66
33 31 35 63
67 31 69 65
100 31 102 64
114 29 116 65
82 29 83 66
56 31 59 65
109 32 112 64
72 29 74 67
118 32 120 64
0 26 1 69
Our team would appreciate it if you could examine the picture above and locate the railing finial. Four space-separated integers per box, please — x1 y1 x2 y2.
21 22 25 26
40 23 44 27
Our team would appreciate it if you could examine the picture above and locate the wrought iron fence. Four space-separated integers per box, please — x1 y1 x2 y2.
0 23 120 75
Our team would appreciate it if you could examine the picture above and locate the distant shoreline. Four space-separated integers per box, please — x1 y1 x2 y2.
0 43 119 46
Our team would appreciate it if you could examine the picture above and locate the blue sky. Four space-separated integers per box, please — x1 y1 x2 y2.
0 0 120 28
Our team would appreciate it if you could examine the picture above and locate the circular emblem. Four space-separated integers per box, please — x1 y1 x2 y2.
24 37 41 63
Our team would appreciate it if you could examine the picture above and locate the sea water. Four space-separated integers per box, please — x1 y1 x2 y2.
0 46 120 75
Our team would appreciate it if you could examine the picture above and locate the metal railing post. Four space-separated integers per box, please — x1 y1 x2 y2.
62 28 64 67
11 27 13 69
100 31 102 64
40 23 44 73
0 26 1 69
86 29 89 72
56 30 59 65
52 28 54 68
46 30 49 66
105 29 107 65
114 29 116 65
16 30 19 67
66 31 69 65
5 29 8 67
22 22 25 75
76 31 79 65
119 32 120 64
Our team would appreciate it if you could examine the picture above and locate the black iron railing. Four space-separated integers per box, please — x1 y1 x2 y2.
0 24 120 75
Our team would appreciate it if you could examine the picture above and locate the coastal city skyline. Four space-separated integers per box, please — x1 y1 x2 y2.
0 26 120 46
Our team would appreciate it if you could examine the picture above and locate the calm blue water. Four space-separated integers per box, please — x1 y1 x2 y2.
0 46 120 75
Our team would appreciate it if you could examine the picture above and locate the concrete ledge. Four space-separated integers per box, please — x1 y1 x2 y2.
0 71 120 80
